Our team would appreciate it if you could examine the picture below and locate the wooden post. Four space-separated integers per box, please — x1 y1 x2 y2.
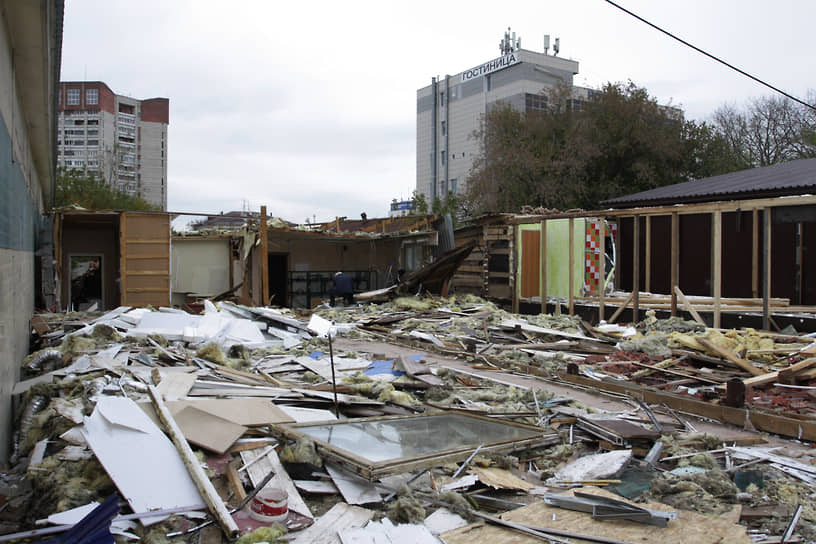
568 217 575 315
119 213 127 306
712 210 722 329
632 216 640 323
512 225 519 314
752 209 759 298
644 215 651 293
260 205 269 306
148 385 240 538
670 212 679 316
599 218 606 322
540 220 547 315
763 208 771 330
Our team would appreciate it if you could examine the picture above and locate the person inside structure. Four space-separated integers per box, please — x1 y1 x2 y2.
329 271 354 306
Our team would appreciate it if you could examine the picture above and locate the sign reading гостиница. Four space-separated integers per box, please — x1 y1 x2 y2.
460 52 520 82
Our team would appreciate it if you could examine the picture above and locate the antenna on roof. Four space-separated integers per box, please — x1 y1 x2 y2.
544 34 550 55
553 37 560 56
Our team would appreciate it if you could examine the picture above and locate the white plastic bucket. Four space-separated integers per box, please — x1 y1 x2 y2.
249 488 288 523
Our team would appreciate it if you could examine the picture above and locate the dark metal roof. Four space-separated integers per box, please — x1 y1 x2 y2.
604 158 816 208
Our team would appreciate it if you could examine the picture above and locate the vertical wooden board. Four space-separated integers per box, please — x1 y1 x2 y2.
121 212 171 307
712 210 722 328
519 229 540 298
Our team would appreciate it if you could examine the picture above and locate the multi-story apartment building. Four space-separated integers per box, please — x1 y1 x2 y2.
57 82 169 210
416 29 590 202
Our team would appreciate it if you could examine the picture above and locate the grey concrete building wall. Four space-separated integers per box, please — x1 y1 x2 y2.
140 120 168 210
0 1 62 462
57 84 169 210
415 45 579 202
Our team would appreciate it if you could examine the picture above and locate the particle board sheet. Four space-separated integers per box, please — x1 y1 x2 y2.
439 488 752 544
166 398 295 426
172 406 247 454
289 503 374 544
239 447 312 518
156 372 198 401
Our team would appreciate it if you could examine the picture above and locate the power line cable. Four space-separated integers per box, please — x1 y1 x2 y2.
603 0 816 112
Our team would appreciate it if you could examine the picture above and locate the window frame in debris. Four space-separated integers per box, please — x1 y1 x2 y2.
277 412 558 479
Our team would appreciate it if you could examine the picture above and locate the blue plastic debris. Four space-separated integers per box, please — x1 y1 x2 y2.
364 359 405 377
44 494 120 544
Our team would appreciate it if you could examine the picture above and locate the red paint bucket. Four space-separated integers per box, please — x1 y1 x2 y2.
249 488 288 523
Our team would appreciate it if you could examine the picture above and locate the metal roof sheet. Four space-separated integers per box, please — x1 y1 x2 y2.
604 158 816 208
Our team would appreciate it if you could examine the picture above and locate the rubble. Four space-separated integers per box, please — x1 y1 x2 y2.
2 296 815 543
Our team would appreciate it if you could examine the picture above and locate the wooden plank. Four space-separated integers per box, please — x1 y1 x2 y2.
742 357 816 387
598 218 605 322
697 338 765 377
553 372 816 442
225 460 247 503
260 205 269 305
633 215 640 322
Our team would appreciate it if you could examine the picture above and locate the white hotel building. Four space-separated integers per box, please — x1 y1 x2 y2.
416 30 589 202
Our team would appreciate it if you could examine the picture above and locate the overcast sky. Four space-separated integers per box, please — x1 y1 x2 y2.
60 0 816 223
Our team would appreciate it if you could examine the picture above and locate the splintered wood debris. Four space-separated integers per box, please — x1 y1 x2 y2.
2 297 815 542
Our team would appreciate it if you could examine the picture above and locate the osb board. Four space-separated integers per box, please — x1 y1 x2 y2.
440 488 752 544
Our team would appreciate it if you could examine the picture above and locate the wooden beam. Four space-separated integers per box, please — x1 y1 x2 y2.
763 208 771 330
674 285 706 326
119 213 127 306
260 205 269 306
512 226 519 314
148 386 239 538
752 208 759 298
540 220 547 315
697 338 766 377
741 357 816 387
632 216 640 322
568 217 575 315
599 218 606 322
644 215 651 293
608 291 634 324
670 212 679 316
712 210 722 329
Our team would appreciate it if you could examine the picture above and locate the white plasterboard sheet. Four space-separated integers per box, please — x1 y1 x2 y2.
81 397 203 525
277 405 338 423
338 518 440 544
326 463 381 505
424 508 468 535
294 479 339 494
290 503 375 544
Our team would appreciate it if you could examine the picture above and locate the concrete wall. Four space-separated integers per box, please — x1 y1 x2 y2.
0 1 62 462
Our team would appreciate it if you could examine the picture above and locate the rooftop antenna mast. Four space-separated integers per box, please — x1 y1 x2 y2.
499 27 521 55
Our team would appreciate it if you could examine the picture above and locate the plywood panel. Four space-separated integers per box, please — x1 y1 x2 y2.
121 212 171 307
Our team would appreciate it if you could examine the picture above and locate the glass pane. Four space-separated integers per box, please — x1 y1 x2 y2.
297 414 540 463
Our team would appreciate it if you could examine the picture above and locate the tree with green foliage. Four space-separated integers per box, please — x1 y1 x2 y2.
464 81 744 214
55 167 159 211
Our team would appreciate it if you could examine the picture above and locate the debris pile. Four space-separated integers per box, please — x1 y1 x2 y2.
1 297 814 543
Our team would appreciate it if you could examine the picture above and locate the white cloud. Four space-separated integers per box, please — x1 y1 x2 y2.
61 0 816 221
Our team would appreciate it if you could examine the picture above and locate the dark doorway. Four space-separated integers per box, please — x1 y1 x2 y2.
268 254 288 307
70 255 103 311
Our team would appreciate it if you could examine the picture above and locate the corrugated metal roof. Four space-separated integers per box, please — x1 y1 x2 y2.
604 158 816 208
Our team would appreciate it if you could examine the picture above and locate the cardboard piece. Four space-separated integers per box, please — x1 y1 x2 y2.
167 398 295 426
172 406 247 454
